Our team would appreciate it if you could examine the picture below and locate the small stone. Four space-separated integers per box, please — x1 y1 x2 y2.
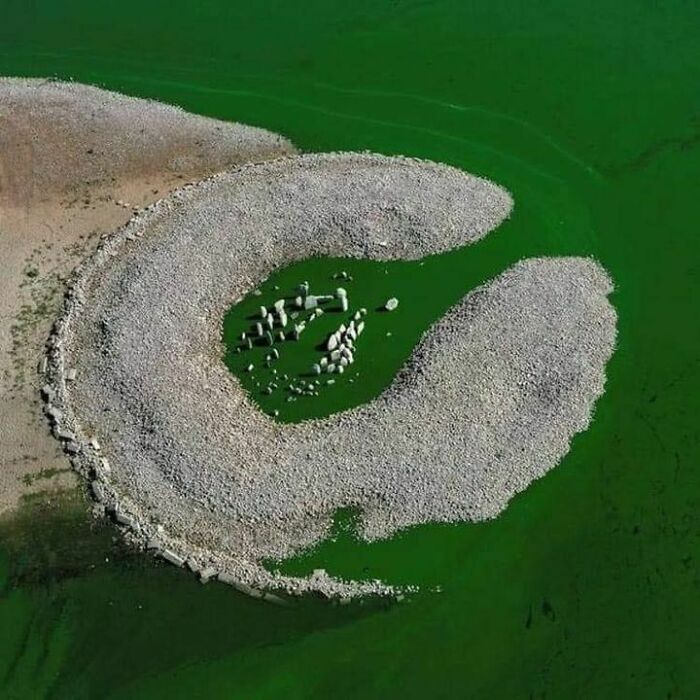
312 364 321 375
54 426 75 441
385 297 399 311
46 405 63 423
66 368 77 381
199 567 217 584
246 364 254 372
273 299 285 312
161 549 185 567
292 322 306 340
260 306 268 319
304 295 318 310
91 480 104 501
256 322 263 337
327 335 338 352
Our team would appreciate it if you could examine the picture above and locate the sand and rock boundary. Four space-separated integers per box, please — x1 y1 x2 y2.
44 152 617 599
0 77 295 515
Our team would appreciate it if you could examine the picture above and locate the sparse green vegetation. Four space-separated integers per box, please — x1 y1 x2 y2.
21 467 71 487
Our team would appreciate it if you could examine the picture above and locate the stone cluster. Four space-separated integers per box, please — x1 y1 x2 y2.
315 309 367 376
235 279 371 406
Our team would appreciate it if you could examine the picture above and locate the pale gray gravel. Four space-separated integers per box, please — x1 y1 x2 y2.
45 153 616 598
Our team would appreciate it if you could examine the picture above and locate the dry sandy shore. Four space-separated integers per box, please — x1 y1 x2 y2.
48 153 617 598
0 78 295 515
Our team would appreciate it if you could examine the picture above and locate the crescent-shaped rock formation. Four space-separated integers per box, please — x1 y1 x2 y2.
45 153 616 598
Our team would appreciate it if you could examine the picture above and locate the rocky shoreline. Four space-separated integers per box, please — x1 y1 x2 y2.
43 152 616 598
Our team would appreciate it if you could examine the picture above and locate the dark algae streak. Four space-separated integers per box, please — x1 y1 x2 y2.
1 0 699 697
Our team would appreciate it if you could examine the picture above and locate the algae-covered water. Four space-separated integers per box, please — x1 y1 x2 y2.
2 1 700 697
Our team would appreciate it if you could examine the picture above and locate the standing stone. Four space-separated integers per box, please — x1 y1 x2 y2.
336 287 348 312
384 297 399 311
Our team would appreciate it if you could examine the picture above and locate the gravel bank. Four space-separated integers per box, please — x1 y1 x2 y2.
45 153 616 598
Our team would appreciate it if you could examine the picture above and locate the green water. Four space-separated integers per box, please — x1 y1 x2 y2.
2 1 699 697
222 189 583 423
